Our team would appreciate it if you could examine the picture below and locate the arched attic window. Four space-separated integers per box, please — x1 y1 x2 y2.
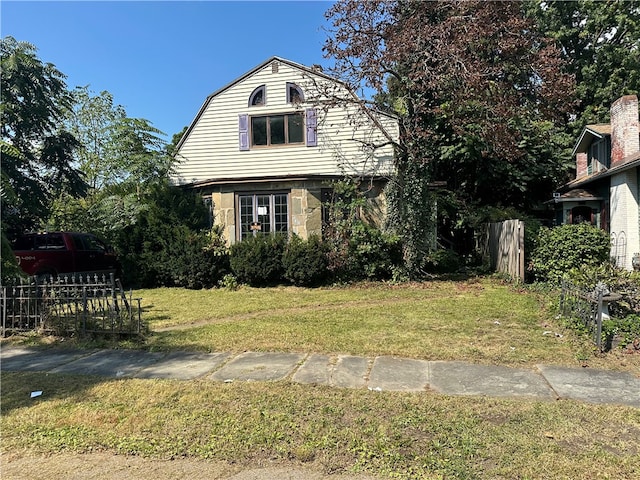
286 83 304 104
249 85 266 107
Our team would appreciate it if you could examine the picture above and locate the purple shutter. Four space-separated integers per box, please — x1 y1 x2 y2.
239 114 249 151
306 108 317 147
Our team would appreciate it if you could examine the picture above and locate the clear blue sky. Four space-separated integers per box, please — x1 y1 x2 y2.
1 0 334 141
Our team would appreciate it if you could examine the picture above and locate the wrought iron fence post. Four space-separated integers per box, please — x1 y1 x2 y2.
595 285 604 351
1 286 6 337
82 286 88 334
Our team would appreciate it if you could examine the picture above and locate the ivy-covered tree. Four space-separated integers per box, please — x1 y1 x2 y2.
323 0 575 270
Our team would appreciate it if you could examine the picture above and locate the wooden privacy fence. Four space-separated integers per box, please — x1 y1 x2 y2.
1 273 143 337
478 219 525 282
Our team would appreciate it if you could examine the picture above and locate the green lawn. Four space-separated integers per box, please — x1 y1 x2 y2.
2 278 639 479
136 279 638 373
2 372 639 479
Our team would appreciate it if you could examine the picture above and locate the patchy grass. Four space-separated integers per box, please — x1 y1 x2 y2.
131 279 639 373
2 372 639 479
4 278 638 373
2 278 639 477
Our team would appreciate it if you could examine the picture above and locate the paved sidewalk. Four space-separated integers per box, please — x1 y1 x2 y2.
1 346 638 407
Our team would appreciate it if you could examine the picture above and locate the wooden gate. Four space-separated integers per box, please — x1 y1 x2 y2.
478 220 525 282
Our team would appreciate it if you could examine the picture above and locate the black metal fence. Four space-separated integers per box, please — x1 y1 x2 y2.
1 273 143 337
559 280 620 351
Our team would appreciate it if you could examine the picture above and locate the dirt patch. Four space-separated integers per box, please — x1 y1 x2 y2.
1 451 381 480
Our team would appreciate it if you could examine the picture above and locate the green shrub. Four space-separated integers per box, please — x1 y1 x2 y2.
328 224 403 281
424 249 462 274
350 224 403 280
530 224 611 284
218 273 239 291
230 234 287 286
282 235 329 286
143 225 229 290
603 315 640 350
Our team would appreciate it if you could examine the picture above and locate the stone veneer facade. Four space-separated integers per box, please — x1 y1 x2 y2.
205 179 386 245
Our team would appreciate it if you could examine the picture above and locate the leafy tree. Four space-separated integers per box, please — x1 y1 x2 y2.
65 86 170 191
47 181 219 288
529 0 640 130
105 117 169 190
323 1 575 269
65 86 126 190
167 126 188 157
1 36 86 235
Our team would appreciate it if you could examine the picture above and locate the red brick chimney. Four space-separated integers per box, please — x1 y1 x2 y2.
610 95 639 168
576 152 588 178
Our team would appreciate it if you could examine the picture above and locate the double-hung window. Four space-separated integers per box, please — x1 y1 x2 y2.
251 113 304 147
238 192 289 240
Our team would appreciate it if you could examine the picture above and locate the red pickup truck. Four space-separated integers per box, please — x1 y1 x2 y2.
12 232 120 277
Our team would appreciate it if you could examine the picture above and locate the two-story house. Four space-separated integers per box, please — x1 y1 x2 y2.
553 95 640 270
170 57 399 244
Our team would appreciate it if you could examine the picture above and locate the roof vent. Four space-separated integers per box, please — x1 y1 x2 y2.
272 61 279 74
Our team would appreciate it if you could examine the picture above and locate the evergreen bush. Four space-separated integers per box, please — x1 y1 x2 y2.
139 225 229 290
230 234 287 286
329 224 403 281
282 235 329 286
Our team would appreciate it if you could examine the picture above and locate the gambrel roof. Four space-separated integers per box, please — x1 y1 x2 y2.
172 56 399 186
176 56 353 151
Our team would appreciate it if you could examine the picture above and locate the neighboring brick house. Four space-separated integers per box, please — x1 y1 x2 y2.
553 95 640 270
171 57 398 244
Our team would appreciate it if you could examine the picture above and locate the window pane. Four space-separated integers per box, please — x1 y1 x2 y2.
270 116 285 145
34 236 48 250
239 195 254 240
47 234 66 250
250 88 264 106
288 84 303 103
256 195 271 234
13 235 34 250
287 114 304 143
252 117 267 146
274 194 288 233
82 235 106 252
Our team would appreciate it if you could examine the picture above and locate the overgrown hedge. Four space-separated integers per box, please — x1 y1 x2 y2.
327 224 403 282
228 229 407 288
530 223 611 284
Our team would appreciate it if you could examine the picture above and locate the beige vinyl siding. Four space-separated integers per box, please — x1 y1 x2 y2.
172 61 397 185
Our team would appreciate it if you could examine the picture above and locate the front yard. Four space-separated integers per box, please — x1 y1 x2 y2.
2 278 639 479
137 278 639 374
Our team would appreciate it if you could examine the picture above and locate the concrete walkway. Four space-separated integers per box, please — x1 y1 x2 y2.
1 346 639 407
